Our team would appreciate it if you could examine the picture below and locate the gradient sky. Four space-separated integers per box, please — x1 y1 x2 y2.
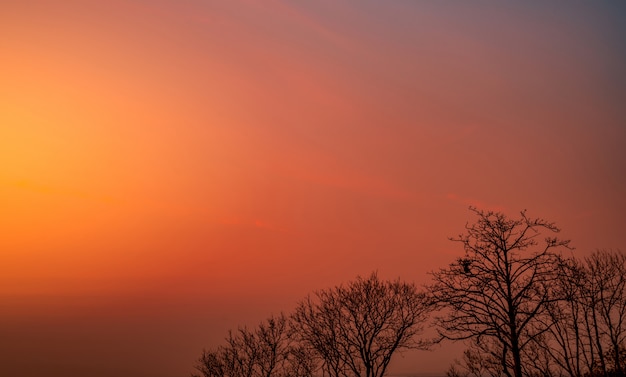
1 1 625 376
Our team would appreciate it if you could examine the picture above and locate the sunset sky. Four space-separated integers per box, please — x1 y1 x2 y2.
1 1 625 376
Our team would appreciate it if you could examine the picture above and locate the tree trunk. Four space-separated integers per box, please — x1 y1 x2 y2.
511 335 523 377
591 306 608 377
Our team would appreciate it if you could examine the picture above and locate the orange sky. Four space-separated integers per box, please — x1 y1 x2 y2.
2 1 625 376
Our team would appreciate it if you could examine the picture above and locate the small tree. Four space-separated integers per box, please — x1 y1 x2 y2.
291 272 432 377
193 313 314 377
446 339 505 377
430 208 571 377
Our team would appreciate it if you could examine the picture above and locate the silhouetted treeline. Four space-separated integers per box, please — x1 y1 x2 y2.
192 208 626 377
192 273 432 377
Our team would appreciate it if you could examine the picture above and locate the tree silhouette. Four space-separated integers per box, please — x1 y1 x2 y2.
537 250 626 377
192 313 314 377
429 208 571 377
586 250 626 376
191 208 625 377
445 339 504 377
291 272 432 377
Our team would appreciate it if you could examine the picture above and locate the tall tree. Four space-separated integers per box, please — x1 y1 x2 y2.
536 257 590 377
429 208 571 377
537 250 626 377
291 272 432 377
585 250 626 376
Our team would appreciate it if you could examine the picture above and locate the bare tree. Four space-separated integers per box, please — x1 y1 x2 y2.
534 257 589 377
193 313 314 377
291 272 432 377
586 250 626 377
429 208 571 377
446 339 506 377
533 250 626 377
